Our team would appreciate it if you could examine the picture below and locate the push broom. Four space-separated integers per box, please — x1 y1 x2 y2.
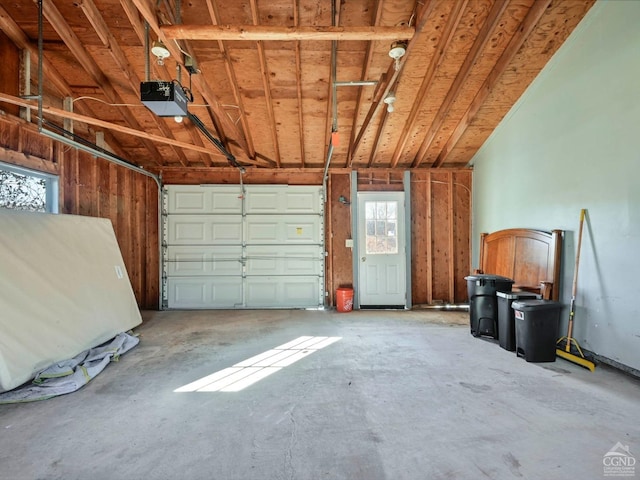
556 209 596 371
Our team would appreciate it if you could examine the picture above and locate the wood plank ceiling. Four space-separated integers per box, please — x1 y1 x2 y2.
0 0 595 174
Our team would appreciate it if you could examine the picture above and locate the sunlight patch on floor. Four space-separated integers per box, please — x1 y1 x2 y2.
174 336 341 393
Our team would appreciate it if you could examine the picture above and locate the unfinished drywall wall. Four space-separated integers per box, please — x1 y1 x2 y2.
470 1 640 372
0 211 142 392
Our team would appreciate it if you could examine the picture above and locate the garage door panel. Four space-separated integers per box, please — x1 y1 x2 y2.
246 245 322 275
167 246 242 276
245 276 320 308
167 277 243 308
164 184 323 309
246 215 321 244
245 186 321 214
167 185 242 214
168 216 243 245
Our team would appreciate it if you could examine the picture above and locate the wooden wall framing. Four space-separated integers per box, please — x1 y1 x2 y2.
328 169 471 306
1 112 470 310
0 115 159 309
157 167 471 306
410 170 471 305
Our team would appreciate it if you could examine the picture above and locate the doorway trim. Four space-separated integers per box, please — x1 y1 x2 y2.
350 171 412 310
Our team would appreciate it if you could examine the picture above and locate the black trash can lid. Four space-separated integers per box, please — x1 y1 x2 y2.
464 274 514 282
496 291 540 300
512 299 563 311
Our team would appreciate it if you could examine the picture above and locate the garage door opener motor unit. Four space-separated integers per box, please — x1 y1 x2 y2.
140 81 188 117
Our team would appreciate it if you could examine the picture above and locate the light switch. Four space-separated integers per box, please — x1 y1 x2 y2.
345 239 353 248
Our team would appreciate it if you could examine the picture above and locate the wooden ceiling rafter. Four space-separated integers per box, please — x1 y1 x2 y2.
205 0 256 161
38 0 165 167
161 24 416 41
323 0 340 167
0 5 65 106
389 0 467 169
348 0 437 167
153 0 236 164
0 0 596 172
433 0 553 167
0 92 230 160
0 3 129 160
78 0 189 168
292 0 305 168
367 105 389 168
411 0 509 168
118 0 214 167
345 0 383 168
130 0 251 159
248 0 281 168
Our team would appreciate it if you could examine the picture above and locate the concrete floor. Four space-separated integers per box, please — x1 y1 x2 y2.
1 309 639 480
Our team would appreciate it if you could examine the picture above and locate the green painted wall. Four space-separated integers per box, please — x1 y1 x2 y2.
470 0 640 371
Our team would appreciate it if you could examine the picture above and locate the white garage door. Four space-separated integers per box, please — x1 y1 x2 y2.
163 184 324 309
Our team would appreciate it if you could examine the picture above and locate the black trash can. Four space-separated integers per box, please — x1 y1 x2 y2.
512 299 563 362
465 274 514 338
496 292 540 351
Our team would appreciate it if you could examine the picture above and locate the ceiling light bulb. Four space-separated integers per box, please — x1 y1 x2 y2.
174 115 183 123
151 41 170 65
389 41 407 71
383 92 396 113
388 41 407 60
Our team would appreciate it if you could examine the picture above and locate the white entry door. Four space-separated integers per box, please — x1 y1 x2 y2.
357 191 406 307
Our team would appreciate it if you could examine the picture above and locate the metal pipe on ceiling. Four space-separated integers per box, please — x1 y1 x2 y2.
37 0 43 132
334 81 378 87
144 21 150 82
40 122 162 190
323 0 339 201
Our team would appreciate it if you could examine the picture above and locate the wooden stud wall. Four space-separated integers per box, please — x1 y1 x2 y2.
328 173 353 306
1 113 470 309
0 115 159 309
410 170 471 304
161 167 471 307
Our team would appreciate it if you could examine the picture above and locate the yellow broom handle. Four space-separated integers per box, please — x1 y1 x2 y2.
572 209 586 299
567 209 586 344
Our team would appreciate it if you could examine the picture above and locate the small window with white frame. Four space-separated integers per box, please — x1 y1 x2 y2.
0 161 59 213
364 200 398 254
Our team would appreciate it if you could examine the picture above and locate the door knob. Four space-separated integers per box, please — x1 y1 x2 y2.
361 256 366 262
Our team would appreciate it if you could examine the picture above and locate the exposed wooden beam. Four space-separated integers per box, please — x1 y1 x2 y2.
37 0 165 166
161 24 415 41
205 0 256 159
389 0 467 168
0 5 68 99
412 0 509 168
0 145 58 175
249 0 281 168
323 0 340 165
348 0 437 166
346 0 383 167
131 0 251 157
0 92 267 163
119 0 214 167
79 0 189 167
292 0 305 168
367 106 389 168
0 3 129 160
433 0 553 167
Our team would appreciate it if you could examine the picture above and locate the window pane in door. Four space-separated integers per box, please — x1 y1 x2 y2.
364 200 399 255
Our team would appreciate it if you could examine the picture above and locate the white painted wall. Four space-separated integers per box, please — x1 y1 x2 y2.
470 1 640 372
